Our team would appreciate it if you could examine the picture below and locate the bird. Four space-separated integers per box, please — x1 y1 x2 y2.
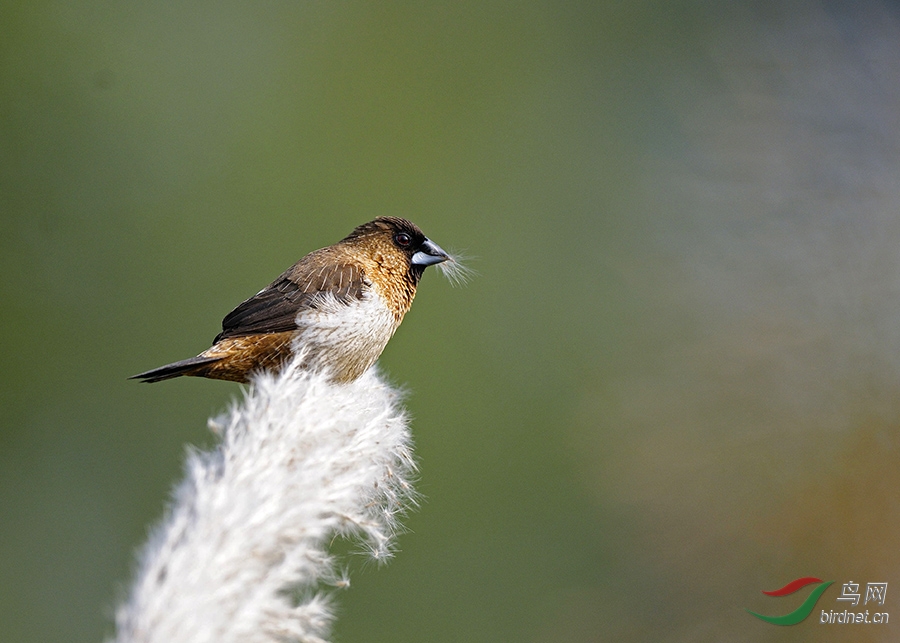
131 217 454 384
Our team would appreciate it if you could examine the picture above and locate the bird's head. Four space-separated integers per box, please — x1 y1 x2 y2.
342 217 452 284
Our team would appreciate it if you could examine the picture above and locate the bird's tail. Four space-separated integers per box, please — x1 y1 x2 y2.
130 355 223 383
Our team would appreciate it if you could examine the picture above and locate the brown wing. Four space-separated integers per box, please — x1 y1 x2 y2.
214 253 365 342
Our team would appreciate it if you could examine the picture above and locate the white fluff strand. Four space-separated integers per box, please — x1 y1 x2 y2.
112 360 416 643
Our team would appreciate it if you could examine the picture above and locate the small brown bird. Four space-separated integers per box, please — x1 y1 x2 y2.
131 217 454 384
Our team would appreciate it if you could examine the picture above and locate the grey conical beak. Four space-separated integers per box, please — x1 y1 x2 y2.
411 238 450 266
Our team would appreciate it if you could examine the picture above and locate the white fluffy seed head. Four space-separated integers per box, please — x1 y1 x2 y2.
112 357 416 643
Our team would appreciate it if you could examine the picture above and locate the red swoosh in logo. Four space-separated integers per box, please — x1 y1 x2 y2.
762 577 823 597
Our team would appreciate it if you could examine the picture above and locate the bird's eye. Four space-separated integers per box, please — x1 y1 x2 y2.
394 232 411 247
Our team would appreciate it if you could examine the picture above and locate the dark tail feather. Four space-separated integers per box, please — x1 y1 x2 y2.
130 355 223 383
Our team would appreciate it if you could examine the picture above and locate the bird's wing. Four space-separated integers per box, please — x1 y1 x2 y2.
214 256 365 341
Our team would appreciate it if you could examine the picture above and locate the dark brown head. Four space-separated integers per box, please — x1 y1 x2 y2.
341 217 450 285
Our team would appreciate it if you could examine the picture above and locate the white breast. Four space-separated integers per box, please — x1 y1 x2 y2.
291 289 399 381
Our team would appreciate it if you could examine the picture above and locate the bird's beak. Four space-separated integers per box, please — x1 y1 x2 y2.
411 238 450 266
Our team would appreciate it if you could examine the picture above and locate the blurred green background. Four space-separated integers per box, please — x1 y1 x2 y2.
2 1 899 641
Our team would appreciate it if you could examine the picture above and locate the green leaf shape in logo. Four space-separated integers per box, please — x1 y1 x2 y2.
746 581 834 625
